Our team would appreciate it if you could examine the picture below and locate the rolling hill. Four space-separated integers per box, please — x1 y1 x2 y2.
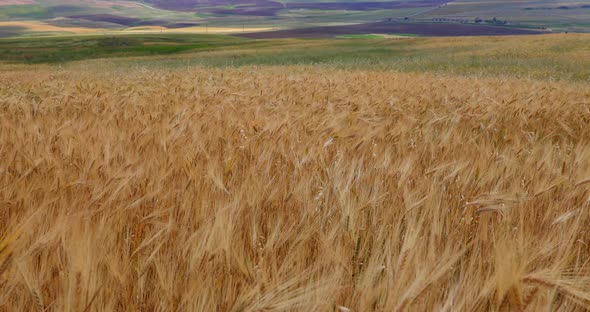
0 0 588 37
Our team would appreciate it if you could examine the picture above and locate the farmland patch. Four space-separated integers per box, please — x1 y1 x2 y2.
240 21 548 38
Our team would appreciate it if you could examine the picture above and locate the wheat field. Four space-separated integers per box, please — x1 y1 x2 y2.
1 65 590 311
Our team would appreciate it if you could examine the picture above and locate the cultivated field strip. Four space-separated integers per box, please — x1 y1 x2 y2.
238 21 545 38
1 67 590 310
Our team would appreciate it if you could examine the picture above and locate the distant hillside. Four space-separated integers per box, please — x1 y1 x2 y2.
140 0 449 11
415 0 590 33
0 0 588 37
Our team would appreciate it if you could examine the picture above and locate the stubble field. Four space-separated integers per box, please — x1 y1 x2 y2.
1 61 590 311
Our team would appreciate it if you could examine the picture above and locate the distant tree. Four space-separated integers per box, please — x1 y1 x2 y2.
475 17 482 23
484 17 508 25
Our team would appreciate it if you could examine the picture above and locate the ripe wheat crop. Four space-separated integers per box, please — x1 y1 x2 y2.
1 66 590 311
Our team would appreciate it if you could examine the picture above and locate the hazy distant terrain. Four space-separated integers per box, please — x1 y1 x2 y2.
417 0 590 33
0 0 588 37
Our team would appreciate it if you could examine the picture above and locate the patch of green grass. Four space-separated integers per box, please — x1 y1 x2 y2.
393 33 419 37
0 34 248 63
336 34 384 39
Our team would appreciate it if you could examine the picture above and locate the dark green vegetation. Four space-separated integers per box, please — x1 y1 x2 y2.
0 26 25 38
0 34 249 63
335 34 386 38
1 33 588 82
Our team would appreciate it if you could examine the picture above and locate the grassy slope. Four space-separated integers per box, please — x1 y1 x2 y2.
0 34 249 63
1 33 589 81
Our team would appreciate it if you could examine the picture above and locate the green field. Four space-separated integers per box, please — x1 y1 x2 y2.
0 34 248 62
1 33 589 82
335 34 386 38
